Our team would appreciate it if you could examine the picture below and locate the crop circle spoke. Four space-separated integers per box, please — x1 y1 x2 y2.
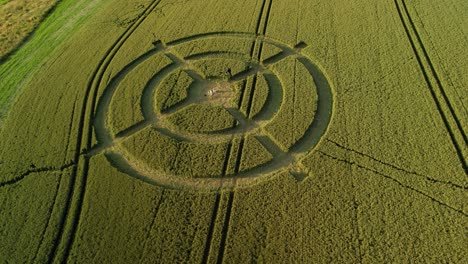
159 98 194 116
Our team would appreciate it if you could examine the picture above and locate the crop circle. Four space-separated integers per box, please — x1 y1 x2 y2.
91 32 334 191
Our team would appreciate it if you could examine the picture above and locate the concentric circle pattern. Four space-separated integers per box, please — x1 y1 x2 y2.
90 32 333 190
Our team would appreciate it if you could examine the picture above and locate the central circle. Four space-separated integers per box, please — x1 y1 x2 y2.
158 77 242 135
203 80 237 103
197 79 239 107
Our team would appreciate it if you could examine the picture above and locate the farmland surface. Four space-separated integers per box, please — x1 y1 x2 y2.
0 0 467 263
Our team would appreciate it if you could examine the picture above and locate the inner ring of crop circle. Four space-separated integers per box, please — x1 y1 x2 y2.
149 56 279 141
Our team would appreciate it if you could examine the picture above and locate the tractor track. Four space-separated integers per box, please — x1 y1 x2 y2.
410 6 468 118
200 143 233 264
216 139 244 264
199 0 271 261
31 171 65 263
32 98 78 263
46 0 164 263
216 0 273 264
394 0 467 174
399 0 467 145
204 0 274 263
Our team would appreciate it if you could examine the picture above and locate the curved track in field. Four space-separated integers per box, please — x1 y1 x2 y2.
45 1 164 263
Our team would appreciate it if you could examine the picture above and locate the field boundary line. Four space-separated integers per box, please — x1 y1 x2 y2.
0 162 74 188
318 151 468 217
394 0 467 174
326 139 467 190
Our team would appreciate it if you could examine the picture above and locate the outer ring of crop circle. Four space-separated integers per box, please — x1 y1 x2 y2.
95 32 334 191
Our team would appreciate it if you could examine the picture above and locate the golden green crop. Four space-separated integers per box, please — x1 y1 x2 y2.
0 0 466 263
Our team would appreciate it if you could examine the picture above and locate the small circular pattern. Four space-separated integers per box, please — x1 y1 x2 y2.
91 32 334 191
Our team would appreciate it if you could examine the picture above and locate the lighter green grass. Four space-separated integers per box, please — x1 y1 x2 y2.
0 0 103 126
0 0 60 58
